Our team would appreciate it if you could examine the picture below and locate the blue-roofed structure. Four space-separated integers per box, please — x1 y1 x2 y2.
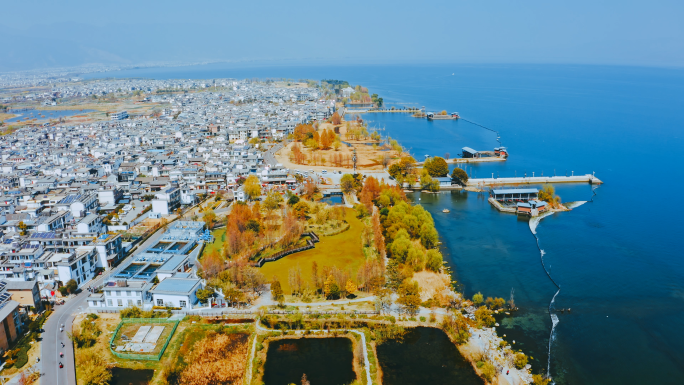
435 177 453 186
151 278 201 295
149 277 203 309
491 188 539 201
462 147 480 158
58 194 82 205
90 221 205 310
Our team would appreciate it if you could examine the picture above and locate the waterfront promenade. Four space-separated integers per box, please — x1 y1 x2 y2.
468 174 602 187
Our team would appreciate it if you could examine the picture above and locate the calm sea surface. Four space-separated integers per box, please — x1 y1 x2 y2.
86 63 684 384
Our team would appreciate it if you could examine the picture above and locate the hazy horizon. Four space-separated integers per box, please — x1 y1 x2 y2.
3 0 683 72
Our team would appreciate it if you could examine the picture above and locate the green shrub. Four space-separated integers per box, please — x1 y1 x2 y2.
515 352 529 369
419 316 426 322
120 306 142 319
13 345 29 368
476 361 484 368
481 362 496 382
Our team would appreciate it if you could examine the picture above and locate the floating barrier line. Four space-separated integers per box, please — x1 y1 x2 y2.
530 217 560 380
529 184 601 382
459 118 502 146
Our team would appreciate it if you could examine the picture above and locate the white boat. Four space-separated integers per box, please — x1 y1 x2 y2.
442 209 450 213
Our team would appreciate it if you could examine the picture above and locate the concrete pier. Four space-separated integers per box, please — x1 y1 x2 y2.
488 197 517 213
468 174 603 187
416 157 506 166
448 157 506 164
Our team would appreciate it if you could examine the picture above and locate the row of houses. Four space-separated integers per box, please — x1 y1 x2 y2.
0 78 339 352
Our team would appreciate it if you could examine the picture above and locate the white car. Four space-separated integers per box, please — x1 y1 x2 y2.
122 205 132 212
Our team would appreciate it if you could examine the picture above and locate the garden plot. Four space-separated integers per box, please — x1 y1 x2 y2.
112 322 173 355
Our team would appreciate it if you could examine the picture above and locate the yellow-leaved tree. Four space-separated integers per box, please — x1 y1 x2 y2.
323 275 334 298
243 175 262 200
345 279 357 296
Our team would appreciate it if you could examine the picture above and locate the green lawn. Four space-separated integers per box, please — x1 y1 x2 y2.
202 228 227 256
260 208 366 293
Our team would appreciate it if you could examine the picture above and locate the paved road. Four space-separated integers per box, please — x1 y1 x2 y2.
40 224 171 385
41 274 111 385
263 143 284 167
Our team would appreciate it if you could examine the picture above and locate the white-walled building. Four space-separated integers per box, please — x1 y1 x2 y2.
150 277 202 309
98 189 123 207
51 246 97 287
76 213 105 234
151 187 180 215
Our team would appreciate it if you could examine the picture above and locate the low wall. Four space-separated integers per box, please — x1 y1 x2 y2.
108 318 180 361
254 232 319 267
488 197 517 213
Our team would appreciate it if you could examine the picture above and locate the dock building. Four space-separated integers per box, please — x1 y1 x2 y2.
491 188 539 201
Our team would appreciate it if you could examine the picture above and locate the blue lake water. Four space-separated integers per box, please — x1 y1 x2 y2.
85 63 684 384
4 108 93 122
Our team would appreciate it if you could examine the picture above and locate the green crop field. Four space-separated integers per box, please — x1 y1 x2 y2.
260 208 365 293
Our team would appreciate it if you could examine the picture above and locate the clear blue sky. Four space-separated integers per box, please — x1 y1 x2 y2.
2 0 683 71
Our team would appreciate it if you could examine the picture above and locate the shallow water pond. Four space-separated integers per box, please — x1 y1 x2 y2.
376 327 483 385
263 337 356 385
110 368 154 385
319 195 344 205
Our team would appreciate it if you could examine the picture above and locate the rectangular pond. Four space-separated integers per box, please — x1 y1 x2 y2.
115 263 145 278
263 338 356 385
110 368 154 385
319 195 344 205
376 327 483 385
167 242 187 252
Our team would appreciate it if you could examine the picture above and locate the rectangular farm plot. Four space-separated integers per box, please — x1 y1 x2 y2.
110 320 180 361
131 325 152 342
143 326 165 344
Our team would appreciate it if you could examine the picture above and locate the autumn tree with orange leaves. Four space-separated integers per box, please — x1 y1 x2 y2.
294 123 315 142
291 142 307 164
331 111 342 125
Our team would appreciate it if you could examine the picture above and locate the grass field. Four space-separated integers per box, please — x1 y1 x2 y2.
260 208 366 293
202 228 226 256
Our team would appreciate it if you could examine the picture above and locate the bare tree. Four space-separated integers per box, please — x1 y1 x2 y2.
381 153 391 169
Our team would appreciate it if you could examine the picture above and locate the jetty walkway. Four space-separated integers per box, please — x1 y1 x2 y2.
468 174 603 187
416 157 506 166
